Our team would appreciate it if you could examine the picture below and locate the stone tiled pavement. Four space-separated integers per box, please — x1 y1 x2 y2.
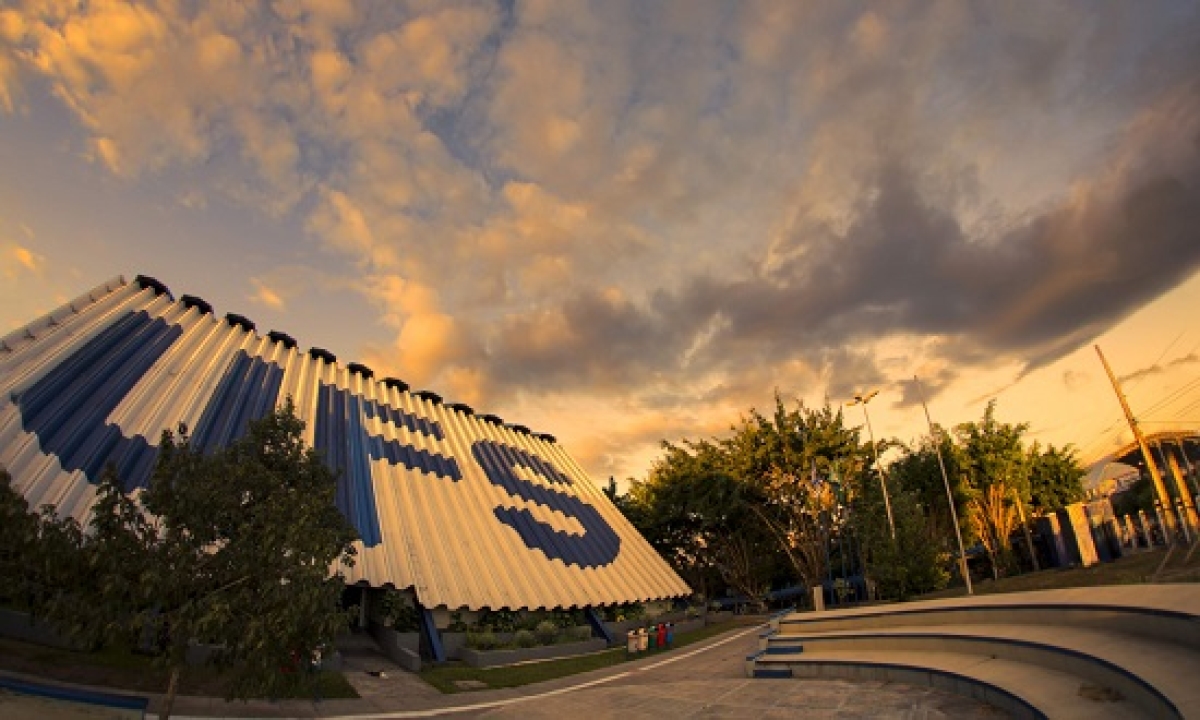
0 620 1007 718
153 621 1007 718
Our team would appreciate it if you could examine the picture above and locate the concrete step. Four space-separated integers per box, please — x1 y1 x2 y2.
764 623 1194 718
751 648 1149 720
774 585 1200 650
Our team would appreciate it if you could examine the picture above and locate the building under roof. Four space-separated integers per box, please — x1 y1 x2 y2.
1 276 690 624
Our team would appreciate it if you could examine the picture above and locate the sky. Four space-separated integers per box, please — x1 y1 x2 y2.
2 0 1200 489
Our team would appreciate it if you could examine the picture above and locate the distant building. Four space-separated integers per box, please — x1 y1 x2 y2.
0 275 689 655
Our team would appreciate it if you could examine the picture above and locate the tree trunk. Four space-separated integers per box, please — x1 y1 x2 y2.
162 665 181 720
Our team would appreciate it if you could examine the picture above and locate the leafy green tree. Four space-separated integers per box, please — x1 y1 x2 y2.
887 430 969 544
0 470 40 607
952 401 1033 578
35 401 358 718
954 401 1032 502
0 470 88 621
724 396 866 592
968 482 1020 579
855 479 949 600
1027 442 1086 513
630 438 777 603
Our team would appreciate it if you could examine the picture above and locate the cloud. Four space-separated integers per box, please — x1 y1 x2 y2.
6 0 1200 481
1119 353 1200 385
358 274 484 396
2 242 44 278
249 278 286 311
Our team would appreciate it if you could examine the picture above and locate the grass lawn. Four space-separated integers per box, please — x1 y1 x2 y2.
419 616 763 694
0 636 359 700
916 543 1200 600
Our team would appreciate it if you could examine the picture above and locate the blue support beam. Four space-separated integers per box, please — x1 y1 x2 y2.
585 607 614 645
418 606 446 662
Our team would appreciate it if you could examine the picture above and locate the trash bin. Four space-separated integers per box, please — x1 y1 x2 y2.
638 627 648 652
665 622 674 646
656 623 666 648
626 630 638 657
647 626 657 650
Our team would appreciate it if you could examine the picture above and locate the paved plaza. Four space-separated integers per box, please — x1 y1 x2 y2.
166 621 1003 718
0 621 1005 719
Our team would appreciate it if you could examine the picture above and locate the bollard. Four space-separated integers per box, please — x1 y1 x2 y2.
812 586 825 612
626 630 638 657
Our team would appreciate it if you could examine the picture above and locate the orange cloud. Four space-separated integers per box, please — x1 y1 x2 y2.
2 242 44 278
249 278 286 311
361 275 474 390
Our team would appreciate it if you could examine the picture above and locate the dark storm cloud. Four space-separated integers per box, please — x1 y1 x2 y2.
484 84 1200 399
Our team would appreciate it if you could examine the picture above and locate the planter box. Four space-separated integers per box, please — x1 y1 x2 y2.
441 632 467 660
459 637 607 668
368 622 421 672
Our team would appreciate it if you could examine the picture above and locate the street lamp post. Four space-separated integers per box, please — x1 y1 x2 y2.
847 389 895 539
912 376 973 595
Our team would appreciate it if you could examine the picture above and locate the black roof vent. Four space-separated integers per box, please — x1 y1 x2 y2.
447 402 474 416
180 294 213 315
225 313 255 332
535 433 557 444
308 347 336 364
382 377 409 392
348 362 374 379
134 275 170 297
478 413 504 425
414 390 443 405
508 424 531 435
267 331 297 349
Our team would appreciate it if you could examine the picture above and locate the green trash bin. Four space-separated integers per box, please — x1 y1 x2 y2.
647 627 657 650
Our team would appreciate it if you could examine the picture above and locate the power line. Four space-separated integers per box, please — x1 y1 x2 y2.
1127 331 1186 393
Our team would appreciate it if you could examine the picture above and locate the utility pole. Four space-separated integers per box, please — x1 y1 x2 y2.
913 376 972 595
1095 345 1180 540
848 390 895 539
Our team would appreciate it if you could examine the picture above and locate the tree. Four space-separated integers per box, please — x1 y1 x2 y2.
953 401 1032 577
856 481 949 600
725 397 866 593
968 482 1020 579
0 470 40 608
41 401 359 718
630 438 778 604
0 470 88 622
1027 442 1086 513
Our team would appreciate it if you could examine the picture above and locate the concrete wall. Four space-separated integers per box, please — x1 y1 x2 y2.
367 622 421 673
0 608 79 650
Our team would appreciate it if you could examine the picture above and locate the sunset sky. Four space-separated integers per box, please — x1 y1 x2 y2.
2 1 1199 488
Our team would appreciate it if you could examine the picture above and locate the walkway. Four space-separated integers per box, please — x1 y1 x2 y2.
139 619 1000 718
0 619 1001 718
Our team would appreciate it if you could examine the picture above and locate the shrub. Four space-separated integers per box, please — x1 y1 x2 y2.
569 625 592 642
392 604 420 632
466 630 499 651
514 629 537 648
534 620 559 645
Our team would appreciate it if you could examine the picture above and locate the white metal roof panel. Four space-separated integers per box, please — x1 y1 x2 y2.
0 276 690 610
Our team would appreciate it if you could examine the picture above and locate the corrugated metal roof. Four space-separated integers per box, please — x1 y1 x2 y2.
0 276 690 610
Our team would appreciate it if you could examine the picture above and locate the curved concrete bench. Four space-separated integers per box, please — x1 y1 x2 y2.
750 585 1200 719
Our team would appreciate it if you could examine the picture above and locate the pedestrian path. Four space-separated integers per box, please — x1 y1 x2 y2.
1 618 1003 718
